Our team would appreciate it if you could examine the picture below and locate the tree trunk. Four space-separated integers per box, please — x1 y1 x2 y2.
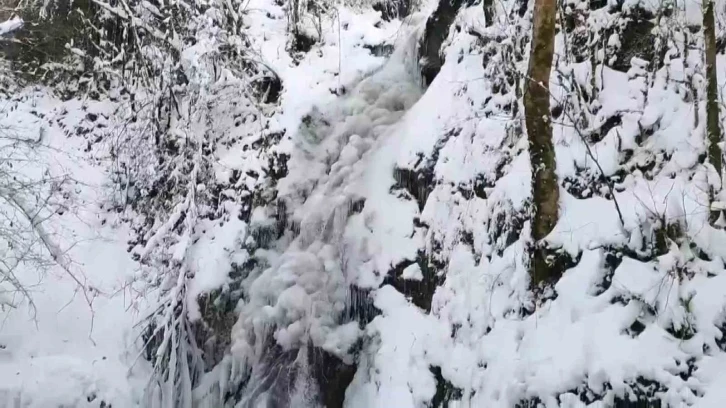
705 0 723 223
705 0 722 178
523 0 559 285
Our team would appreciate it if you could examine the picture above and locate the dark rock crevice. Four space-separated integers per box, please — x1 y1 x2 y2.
606 8 658 73
391 128 460 212
373 0 412 21
227 339 359 408
383 252 446 312
420 0 471 85
431 365 464 407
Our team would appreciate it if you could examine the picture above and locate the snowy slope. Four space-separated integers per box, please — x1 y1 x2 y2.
335 1 726 406
6 0 726 407
0 91 151 407
219 0 726 406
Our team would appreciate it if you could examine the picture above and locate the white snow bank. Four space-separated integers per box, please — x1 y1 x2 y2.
0 17 22 36
0 91 150 407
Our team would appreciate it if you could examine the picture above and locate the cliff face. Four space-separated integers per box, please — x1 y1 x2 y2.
205 0 726 405
4 0 726 407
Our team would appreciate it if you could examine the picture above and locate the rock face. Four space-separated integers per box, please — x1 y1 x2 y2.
607 7 658 72
151 0 726 405
419 0 470 85
1 0 93 81
215 2 721 406
10 0 726 406
373 0 412 21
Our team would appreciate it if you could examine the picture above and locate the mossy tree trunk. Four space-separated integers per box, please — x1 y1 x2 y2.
524 0 559 284
705 0 722 178
704 0 723 224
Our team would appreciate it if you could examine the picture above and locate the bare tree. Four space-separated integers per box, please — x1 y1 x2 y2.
0 123 86 314
524 0 559 285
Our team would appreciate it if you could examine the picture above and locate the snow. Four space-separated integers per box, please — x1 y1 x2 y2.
332 0 726 405
7 0 726 406
0 91 150 407
402 263 424 280
185 204 248 320
0 17 22 36
347 285 449 408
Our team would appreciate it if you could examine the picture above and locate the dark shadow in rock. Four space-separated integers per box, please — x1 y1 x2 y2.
309 346 357 408
590 113 622 144
531 245 582 289
343 285 380 327
518 377 667 408
383 252 445 312
228 341 298 408
373 0 411 21
364 43 395 58
589 0 607 10
392 166 434 212
431 365 464 407
607 8 657 73
391 128 459 212
592 249 620 296
194 286 244 371
291 31 316 54
253 73 283 104
420 0 469 85
227 338 359 408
